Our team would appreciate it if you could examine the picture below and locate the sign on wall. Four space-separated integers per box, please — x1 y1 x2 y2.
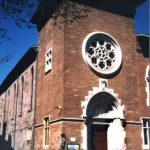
67 143 80 150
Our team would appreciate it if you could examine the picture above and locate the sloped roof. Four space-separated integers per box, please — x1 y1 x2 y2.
0 46 37 95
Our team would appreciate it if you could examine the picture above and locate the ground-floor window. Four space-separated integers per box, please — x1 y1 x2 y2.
142 118 150 149
43 116 50 146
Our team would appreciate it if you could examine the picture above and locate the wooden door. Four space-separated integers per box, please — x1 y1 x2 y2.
91 125 108 150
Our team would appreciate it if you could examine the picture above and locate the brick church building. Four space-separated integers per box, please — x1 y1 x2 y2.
0 0 149 150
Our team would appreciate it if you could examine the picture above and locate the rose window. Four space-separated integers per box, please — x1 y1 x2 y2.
82 32 122 77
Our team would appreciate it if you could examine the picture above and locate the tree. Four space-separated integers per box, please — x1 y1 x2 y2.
0 0 39 63
0 0 90 63
52 0 91 28
0 54 12 64
0 0 38 40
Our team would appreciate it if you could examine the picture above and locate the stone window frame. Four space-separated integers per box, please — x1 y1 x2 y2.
43 116 50 148
141 117 150 149
45 48 52 73
82 31 122 77
145 65 150 106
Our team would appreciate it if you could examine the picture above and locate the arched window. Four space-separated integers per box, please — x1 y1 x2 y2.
11 84 16 120
7 90 10 120
28 67 34 112
0 99 3 123
18 76 24 116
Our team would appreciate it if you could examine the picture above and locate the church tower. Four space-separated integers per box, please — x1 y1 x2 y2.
31 0 149 149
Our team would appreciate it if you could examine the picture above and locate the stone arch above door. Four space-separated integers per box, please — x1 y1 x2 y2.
81 79 125 119
86 91 119 117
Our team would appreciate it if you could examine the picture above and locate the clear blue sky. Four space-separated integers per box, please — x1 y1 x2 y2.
0 0 149 85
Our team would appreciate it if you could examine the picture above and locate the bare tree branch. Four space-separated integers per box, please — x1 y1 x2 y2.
0 0 39 40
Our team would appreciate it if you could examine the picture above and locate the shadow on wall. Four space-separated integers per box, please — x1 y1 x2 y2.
0 123 14 150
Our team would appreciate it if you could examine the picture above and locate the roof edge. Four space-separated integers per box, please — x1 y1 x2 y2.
0 46 38 95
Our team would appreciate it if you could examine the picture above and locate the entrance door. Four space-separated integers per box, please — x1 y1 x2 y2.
91 125 108 150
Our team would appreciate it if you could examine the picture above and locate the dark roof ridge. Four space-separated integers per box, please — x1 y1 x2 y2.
0 46 37 95
136 33 150 38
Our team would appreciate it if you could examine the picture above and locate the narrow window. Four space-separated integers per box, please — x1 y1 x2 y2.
19 76 24 116
142 118 150 149
43 117 50 146
11 84 16 120
45 49 52 73
6 90 10 122
7 90 11 120
28 67 34 112
145 65 150 106
0 99 3 123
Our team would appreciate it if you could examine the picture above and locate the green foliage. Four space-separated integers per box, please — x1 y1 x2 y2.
52 0 91 28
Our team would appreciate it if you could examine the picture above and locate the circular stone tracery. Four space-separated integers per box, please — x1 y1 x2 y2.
88 41 115 70
82 32 122 77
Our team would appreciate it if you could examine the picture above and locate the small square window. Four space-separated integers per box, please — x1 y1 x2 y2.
45 49 52 73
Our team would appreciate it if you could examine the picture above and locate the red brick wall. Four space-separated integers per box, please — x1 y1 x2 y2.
63 7 149 149
35 18 65 149
126 125 142 150
35 3 149 150
35 19 64 125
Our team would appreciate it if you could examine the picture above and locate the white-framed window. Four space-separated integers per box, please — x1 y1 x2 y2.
145 65 150 106
141 118 150 149
82 32 122 77
43 116 50 147
45 49 52 73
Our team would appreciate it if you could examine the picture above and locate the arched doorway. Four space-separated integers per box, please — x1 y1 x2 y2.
85 91 124 150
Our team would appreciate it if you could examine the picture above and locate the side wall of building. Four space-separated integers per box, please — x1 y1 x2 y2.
0 61 37 150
